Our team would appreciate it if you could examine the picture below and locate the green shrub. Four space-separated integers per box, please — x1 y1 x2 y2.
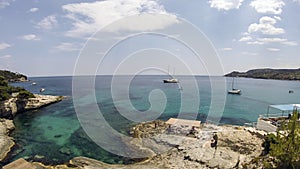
17 90 34 99
262 134 277 155
0 90 11 101
0 77 34 101
0 76 8 86
268 110 300 168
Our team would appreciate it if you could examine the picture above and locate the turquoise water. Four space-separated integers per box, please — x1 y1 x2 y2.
7 76 300 165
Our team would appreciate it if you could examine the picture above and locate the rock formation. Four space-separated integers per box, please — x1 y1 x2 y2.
24 121 264 169
0 94 64 119
0 119 15 161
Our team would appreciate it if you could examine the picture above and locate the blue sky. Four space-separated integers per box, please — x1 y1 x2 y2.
0 0 299 76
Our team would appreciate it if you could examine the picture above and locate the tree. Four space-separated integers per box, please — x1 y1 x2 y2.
270 108 300 168
0 76 8 86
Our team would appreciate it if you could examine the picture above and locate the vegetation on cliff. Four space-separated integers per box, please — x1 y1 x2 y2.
259 110 300 168
0 70 27 82
225 68 300 81
0 75 34 102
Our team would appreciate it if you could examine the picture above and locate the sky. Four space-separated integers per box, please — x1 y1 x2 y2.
0 0 300 76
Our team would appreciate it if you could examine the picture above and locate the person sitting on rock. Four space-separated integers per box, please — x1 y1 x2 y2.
210 132 218 150
187 126 197 138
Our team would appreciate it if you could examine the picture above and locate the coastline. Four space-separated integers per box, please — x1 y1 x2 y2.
3 120 265 169
0 94 63 167
225 68 300 81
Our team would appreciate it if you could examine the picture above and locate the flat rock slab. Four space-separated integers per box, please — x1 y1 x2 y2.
3 158 36 169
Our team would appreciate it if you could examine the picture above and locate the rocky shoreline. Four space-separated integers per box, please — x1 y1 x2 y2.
0 119 15 162
0 94 63 167
3 120 266 169
0 94 64 119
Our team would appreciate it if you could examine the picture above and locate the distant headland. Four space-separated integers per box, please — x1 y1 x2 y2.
225 68 300 81
0 70 27 82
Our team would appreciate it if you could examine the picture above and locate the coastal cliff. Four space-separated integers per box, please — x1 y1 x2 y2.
225 68 300 81
0 94 64 119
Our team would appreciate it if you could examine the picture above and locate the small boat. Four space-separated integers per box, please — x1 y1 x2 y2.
40 88 45 92
163 66 179 83
289 90 294 94
228 78 241 95
228 89 241 94
163 78 179 83
32 82 37 85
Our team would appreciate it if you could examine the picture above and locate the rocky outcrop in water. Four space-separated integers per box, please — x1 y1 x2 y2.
0 94 64 119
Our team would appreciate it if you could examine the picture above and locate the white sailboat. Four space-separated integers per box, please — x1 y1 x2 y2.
163 66 178 83
228 77 241 95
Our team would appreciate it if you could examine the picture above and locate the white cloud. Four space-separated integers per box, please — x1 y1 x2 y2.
21 34 40 41
281 41 298 46
62 0 178 38
103 13 179 32
267 48 280 52
247 38 286 45
0 43 11 50
250 0 285 14
239 16 298 47
247 41 265 45
242 52 258 55
0 54 11 58
54 42 82 52
245 38 298 46
258 37 287 43
219 47 232 51
0 0 14 9
274 16 281 21
239 36 252 42
248 16 284 35
208 0 244 10
29 7 39 13
36 15 57 30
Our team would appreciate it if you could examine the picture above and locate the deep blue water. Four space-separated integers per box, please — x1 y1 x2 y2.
7 75 300 164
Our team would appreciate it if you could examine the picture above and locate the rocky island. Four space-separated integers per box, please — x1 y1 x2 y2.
225 68 300 81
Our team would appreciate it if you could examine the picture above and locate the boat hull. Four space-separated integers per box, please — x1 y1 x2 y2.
163 79 178 83
228 89 241 95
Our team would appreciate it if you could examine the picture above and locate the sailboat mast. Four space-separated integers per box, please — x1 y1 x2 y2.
232 78 234 89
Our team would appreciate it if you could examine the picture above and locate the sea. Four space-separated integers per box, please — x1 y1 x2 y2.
6 75 300 165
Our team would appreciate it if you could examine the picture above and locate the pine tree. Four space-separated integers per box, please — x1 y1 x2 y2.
270 107 300 168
